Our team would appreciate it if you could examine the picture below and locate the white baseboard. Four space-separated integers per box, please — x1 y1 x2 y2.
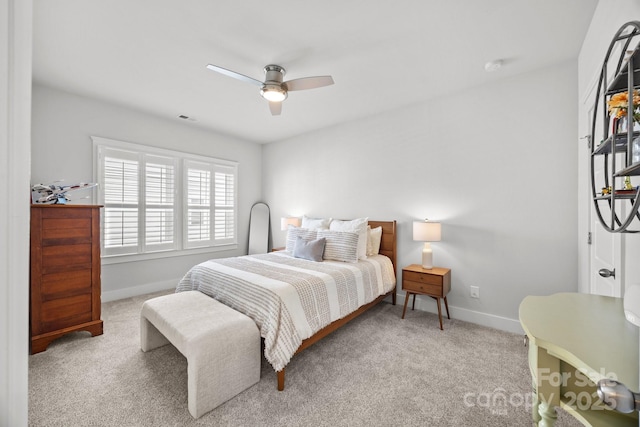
400 292 524 335
102 279 178 302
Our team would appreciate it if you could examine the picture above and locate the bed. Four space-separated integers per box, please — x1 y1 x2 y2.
176 220 397 390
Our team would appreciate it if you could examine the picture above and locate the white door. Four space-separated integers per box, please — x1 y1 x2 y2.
586 83 624 298
590 217 622 297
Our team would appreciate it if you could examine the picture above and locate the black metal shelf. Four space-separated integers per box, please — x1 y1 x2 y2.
593 131 640 155
591 21 640 233
606 42 640 94
614 162 640 177
595 192 639 201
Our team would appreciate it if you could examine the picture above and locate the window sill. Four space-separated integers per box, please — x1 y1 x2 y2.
101 244 238 265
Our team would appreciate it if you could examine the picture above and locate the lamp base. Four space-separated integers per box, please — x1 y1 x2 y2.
422 242 433 269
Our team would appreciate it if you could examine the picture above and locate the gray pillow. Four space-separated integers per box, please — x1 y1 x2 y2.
293 236 326 262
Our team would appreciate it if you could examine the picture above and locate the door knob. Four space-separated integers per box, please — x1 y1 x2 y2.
598 268 615 278
597 379 640 413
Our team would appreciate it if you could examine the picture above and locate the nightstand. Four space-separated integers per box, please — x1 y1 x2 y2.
401 264 451 330
271 246 285 252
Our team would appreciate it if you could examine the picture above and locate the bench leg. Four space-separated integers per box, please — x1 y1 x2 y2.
140 316 170 352
187 325 261 418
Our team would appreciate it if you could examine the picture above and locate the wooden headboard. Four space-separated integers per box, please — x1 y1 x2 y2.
368 220 397 273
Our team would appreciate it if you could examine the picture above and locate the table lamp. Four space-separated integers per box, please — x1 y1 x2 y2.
280 216 301 231
413 219 441 269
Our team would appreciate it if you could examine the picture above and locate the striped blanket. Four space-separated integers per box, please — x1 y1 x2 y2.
176 252 396 372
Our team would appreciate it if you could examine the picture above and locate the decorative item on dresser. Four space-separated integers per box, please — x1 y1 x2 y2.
401 264 451 330
30 205 103 354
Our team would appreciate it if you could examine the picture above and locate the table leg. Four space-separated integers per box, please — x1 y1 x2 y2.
411 294 416 311
444 296 450 319
532 383 541 425
537 400 557 426
436 297 443 330
402 292 411 319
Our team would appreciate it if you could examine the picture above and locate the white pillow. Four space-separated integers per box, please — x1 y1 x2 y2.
329 217 368 260
285 227 318 252
366 226 382 256
301 215 332 230
317 230 359 263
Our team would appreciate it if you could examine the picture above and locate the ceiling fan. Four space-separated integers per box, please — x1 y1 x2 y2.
206 63 334 116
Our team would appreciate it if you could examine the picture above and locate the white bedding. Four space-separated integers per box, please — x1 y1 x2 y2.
176 251 396 372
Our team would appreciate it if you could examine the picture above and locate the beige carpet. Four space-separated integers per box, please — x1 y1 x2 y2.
29 290 582 426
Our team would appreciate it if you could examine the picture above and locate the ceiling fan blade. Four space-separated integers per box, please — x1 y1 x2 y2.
284 76 334 91
206 64 263 87
269 101 282 116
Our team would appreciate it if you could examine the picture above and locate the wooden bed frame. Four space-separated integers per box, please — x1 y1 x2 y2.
276 220 397 391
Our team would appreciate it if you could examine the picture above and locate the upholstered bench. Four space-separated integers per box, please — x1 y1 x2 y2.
140 290 261 418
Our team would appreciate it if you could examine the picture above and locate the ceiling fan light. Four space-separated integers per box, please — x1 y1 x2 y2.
261 84 287 102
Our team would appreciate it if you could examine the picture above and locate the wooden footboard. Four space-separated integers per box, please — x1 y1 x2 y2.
277 220 397 391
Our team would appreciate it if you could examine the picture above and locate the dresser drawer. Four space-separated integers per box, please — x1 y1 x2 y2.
42 244 92 272
403 279 442 296
403 270 443 286
40 293 92 333
41 269 92 300
42 218 92 245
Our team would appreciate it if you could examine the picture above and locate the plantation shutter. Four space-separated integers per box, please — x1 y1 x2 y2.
144 155 176 252
185 161 212 248
102 149 139 255
214 165 236 244
184 161 237 248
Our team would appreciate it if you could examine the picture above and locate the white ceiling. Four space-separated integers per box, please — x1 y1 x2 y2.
33 0 598 144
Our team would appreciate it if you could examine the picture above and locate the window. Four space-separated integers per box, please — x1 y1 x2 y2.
93 137 238 258
102 150 140 254
183 162 236 248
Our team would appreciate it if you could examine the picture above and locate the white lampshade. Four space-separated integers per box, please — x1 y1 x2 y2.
413 221 441 242
280 216 301 231
413 220 442 269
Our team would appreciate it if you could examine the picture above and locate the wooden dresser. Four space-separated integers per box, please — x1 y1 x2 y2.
30 205 103 354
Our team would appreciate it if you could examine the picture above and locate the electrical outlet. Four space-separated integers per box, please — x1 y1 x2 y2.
470 286 480 299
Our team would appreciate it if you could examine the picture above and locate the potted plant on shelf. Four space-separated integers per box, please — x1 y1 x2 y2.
608 90 640 164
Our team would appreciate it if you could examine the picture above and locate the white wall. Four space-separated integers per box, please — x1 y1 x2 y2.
577 0 640 295
31 84 263 299
1 0 31 425
263 62 579 332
